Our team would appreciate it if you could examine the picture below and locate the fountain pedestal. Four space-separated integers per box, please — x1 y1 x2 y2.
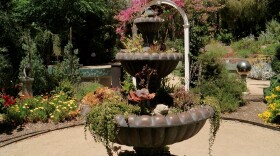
20 77 34 98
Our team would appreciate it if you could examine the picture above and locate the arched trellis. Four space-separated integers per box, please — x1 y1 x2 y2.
138 0 190 90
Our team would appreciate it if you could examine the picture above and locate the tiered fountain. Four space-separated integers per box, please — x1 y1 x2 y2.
114 5 214 155
116 7 182 93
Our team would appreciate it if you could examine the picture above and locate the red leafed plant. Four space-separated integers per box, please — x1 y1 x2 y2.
0 94 16 108
128 88 155 103
126 64 158 114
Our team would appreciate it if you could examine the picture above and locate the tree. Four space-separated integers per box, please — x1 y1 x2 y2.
0 0 24 88
220 0 268 39
15 0 127 65
267 0 280 22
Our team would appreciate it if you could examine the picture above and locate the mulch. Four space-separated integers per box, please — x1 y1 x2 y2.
0 95 279 148
222 95 279 130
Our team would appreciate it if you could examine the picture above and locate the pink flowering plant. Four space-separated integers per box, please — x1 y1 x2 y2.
114 0 185 39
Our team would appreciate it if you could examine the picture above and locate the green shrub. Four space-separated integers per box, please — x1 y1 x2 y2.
19 32 52 95
0 48 13 88
74 82 102 101
196 48 246 112
260 43 279 56
165 39 184 54
5 102 28 125
0 98 4 113
258 20 280 46
264 75 280 99
231 35 260 57
198 74 246 112
271 45 280 73
216 30 233 45
53 80 76 97
121 72 135 95
198 44 226 80
50 42 81 90
264 20 280 42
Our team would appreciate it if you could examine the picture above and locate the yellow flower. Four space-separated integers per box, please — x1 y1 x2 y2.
50 115 54 118
265 96 271 101
262 111 272 119
56 109 60 112
275 86 280 92
271 94 277 99
69 100 75 104
30 110 33 113
269 103 277 110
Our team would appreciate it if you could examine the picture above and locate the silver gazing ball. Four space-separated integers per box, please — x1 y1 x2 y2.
237 60 252 75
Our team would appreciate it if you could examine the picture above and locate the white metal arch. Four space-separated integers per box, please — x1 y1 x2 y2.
140 0 190 90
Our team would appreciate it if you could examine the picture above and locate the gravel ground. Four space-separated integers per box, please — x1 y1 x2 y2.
1 78 279 148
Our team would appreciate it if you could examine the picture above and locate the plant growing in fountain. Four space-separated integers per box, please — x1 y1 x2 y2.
84 65 221 156
121 34 144 53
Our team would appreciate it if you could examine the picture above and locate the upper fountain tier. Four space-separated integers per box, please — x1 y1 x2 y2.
134 7 164 45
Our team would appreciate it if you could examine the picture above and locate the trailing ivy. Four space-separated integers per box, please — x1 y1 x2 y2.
203 96 221 156
85 98 140 156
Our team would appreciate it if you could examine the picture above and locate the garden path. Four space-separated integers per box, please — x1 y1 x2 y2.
0 120 279 156
0 78 280 156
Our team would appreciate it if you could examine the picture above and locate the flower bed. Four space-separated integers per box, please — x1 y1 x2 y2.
1 92 79 125
259 85 280 124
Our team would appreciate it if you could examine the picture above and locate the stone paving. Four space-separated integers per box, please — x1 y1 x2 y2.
1 78 280 156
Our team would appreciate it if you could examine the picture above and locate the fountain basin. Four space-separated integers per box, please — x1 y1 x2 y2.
114 106 214 148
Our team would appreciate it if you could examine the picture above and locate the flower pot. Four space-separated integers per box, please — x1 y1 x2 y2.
114 106 214 155
116 52 183 92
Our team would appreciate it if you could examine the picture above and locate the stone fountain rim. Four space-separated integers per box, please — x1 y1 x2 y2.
115 52 183 61
115 105 214 128
134 16 164 23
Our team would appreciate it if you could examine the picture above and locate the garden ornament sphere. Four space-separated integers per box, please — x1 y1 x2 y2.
237 60 251 75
